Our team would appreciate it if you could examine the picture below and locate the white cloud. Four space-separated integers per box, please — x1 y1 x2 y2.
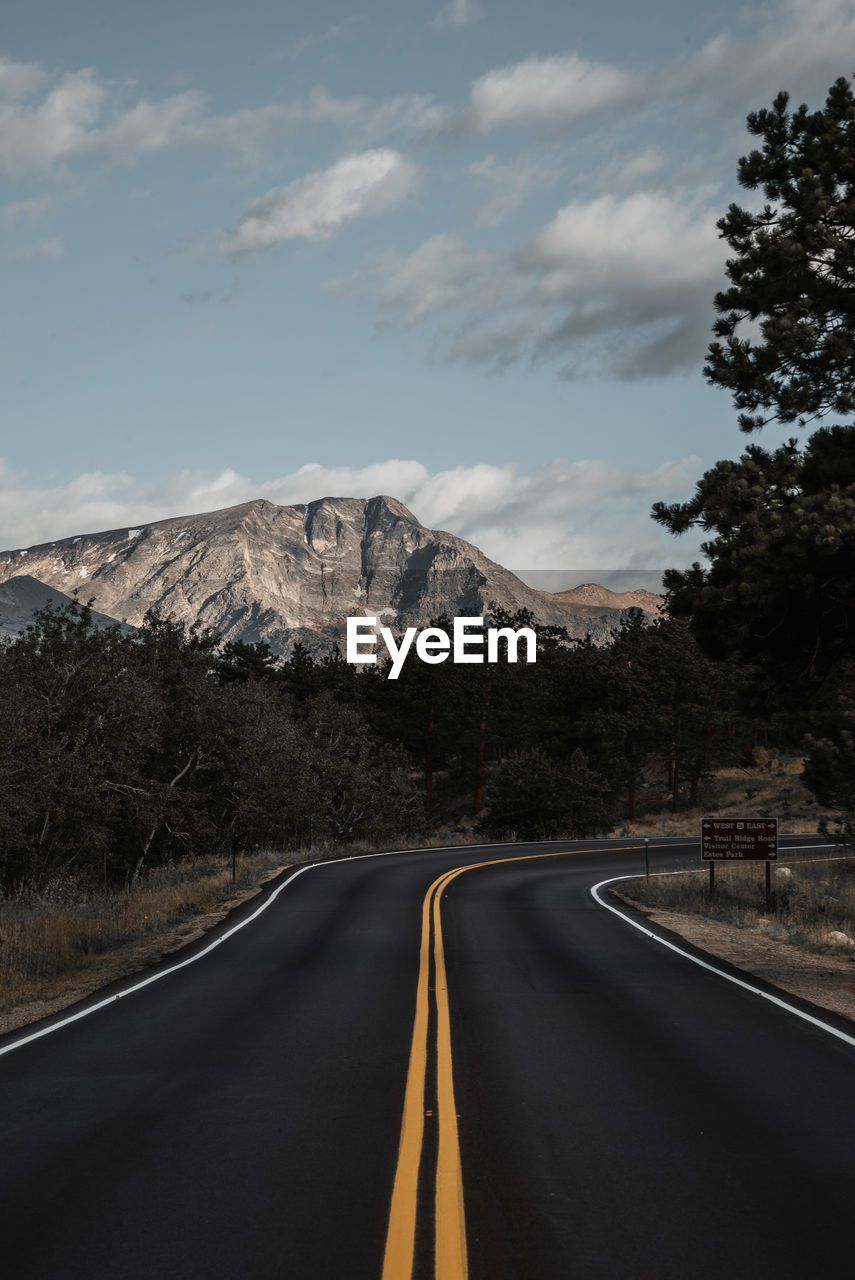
592 147 666 192
525 190 725 377
0 64 259 174
281 86 445 138
467 53 638 131
283 16 363 61
10 237 63 262
3 196 53 225
220 149 420 252
455 2 855 138
339 233 498 322
659 0 855 104
0 456 704 573
343 188 726 378
468 152 560 225
0 55 48 100
0 57 440 177
530 191 722 293
84 90 212 156
434 0 481 29
0 68 106 173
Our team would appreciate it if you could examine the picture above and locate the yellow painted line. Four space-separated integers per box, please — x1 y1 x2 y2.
381 879 434 1280
381 839 698 1279
433 871 467 1280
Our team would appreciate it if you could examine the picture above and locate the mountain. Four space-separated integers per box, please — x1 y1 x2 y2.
551 583 664 615
0 496 661 654
0 575 129 640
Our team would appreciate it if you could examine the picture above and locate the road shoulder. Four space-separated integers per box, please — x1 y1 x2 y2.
610 886 855 1026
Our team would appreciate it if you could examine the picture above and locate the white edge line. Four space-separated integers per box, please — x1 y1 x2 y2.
0 838 531 1061
591 863 855 1052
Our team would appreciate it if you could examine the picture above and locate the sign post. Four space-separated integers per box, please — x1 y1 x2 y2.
700 818 778 910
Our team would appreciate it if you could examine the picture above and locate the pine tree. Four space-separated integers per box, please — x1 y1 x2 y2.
706 76 855 432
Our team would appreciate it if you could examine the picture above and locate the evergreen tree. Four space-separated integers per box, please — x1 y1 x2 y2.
477 746 613 841
654 426 855 700
706 76 855 432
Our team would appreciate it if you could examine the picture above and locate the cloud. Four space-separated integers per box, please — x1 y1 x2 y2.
342 187 726 378
591 147 666 193
0 56 440 177
339 233 498 322
10 237 63 262
657 0 855 106
522 190 726 377
278 86 446 140
434 0 481 29
282 16 363 61
452 1 855 138
0 68 106 173
0 456 704 573
0 55 48 100
0 64 266 174
466 53 639 132
3 196 53 226
219 149 420 252
181 279 238 305
468 152 560 225
87 90 219 155
529 190 721 293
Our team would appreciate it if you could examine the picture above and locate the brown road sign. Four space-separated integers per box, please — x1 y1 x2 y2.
701 818 778 860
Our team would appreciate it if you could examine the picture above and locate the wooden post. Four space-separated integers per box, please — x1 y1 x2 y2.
709 861 715 897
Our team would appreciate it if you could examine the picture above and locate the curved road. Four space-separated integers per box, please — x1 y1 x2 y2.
1 837 853 1278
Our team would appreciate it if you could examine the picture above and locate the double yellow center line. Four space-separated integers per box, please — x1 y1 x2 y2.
380 860 469 1280
381 847 605 1280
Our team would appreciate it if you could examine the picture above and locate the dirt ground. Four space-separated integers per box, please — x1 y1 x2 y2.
612 887 855 1025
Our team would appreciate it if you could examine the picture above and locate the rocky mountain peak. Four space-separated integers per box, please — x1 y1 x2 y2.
0 497 662 654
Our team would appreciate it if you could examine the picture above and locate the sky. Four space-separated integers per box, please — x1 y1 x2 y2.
1 0 852 582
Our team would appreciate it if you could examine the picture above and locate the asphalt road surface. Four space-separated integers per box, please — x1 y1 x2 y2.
1 837 853 1279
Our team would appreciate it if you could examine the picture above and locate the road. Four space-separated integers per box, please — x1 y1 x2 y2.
1 837 853 1279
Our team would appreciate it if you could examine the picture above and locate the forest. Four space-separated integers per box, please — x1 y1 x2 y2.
0 595 793 892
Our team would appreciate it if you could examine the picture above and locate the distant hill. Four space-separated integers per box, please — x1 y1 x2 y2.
0 497 663 655
550 583 664 615
0 575 128 640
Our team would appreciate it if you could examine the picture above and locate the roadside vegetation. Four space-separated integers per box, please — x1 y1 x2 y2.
0 851 286 1011
621 859 855 956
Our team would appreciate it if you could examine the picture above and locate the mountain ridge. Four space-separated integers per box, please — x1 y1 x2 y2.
0 496 662 654
0 575 131 639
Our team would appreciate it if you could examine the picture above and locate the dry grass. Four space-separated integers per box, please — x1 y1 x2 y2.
0 852 285 1011
621 856 855 956
610 757 835 838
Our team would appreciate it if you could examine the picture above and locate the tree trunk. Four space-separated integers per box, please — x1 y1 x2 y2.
425 698 434 811
471 677 494 818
